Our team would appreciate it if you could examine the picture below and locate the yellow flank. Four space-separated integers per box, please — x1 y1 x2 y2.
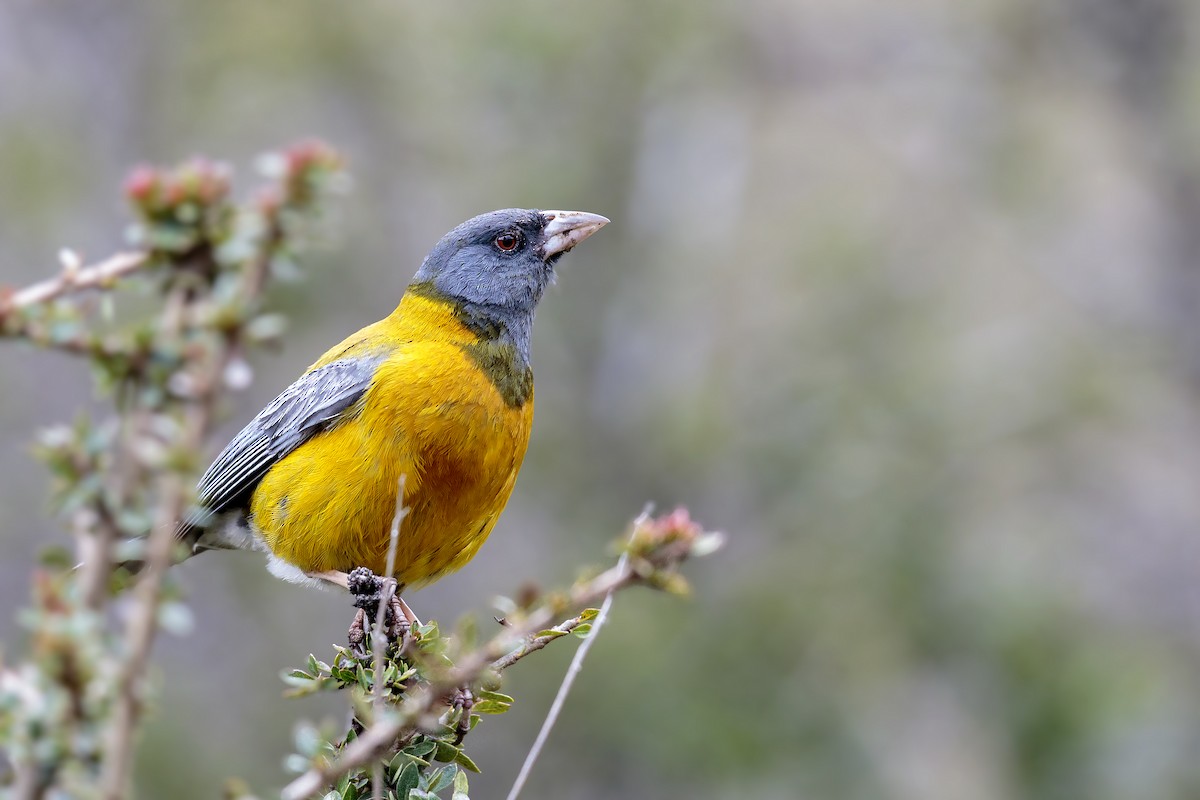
248 292 534 588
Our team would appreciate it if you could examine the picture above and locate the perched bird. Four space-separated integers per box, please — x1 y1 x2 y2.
178 208 608 608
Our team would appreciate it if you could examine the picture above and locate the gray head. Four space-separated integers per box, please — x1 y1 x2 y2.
410 208 608 364
413 208 608 313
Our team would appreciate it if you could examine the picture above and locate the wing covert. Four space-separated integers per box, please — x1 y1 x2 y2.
188 353 387 526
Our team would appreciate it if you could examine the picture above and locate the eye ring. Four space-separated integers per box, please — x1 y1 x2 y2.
494 231 522 253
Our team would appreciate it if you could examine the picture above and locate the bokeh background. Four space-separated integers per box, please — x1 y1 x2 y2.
3 1 1200 798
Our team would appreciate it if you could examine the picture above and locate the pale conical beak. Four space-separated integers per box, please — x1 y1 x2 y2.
540 210 610 259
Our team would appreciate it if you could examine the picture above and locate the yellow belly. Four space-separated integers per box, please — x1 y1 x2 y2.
249 339 533 588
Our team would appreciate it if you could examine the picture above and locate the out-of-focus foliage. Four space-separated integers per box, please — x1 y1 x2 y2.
3 1 1200 799
0 143 346 798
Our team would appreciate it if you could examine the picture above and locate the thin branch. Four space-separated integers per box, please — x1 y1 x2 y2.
98 464 188 800
372 474 406 800
489 613 592 672
76 501 128 612
98 288 200 800
0 250 150 360
0 250 147 315
281 544 686 800
504 550 627 800
12 761 49 800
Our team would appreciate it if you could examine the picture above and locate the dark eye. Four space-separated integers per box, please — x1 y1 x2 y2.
494 231 522 252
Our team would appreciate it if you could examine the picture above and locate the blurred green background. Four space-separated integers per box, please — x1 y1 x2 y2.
4 1 1200 798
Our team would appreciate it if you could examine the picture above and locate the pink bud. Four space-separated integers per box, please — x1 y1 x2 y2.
124 165 159 205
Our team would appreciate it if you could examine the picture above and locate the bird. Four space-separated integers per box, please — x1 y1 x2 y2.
176 208 608 613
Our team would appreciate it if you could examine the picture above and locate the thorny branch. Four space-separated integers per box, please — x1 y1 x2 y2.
0 251 152 362
0 250 148 315
490 612 593 672
281 509 721 800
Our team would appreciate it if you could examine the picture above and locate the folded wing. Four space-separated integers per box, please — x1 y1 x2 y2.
182 353 388 539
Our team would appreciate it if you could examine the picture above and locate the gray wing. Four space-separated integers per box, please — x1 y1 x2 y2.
184 354 386 533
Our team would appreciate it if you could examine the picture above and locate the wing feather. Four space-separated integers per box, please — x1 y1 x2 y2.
183 354 386 534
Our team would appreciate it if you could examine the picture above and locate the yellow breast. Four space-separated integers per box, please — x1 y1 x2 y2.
249 293 534 588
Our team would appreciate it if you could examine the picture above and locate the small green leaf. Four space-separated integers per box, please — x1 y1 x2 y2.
573 623 593 639
401 739 437 762
426 765 457 793
453 749 481 774
476 690 514 704
579 608 600 621
390 752 430 771
452 768 470 800
395 762 420 797
37 546 73 570
433 741 460 764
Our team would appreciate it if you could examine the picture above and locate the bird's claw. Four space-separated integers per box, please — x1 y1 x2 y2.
348 607 367 651
346 566 411 653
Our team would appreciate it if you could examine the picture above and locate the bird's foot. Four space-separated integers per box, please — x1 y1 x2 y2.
344 566 413 652
449 686 475 745
348 607 368 651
